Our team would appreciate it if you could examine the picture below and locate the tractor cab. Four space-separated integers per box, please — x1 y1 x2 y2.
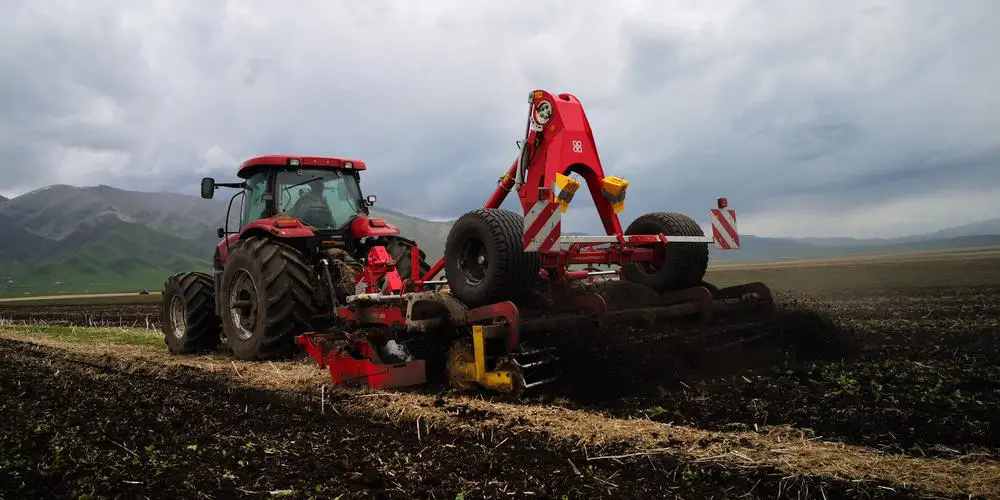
201 155 378 237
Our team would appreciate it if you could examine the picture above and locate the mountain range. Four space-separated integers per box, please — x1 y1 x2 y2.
0 184 997 296
0 184 452 296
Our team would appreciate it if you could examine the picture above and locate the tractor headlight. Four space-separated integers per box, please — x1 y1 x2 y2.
533 100 553 126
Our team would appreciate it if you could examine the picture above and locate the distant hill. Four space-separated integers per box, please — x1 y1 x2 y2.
709 233 1000 263
0 195 7 203
557 220 1000 263
911 218 1000 241
0 184 451 296
790 218 1000 248
365 207 452 261
0 184 997 294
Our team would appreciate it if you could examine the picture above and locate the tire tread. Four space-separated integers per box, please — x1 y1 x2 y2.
223 236 317 360
161 271 221 353
622 212 709 291
445 208 540 307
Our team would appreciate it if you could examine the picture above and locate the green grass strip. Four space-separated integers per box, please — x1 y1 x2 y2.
1 324 163 347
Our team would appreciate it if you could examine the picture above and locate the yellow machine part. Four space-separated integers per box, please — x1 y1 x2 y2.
446 326 517 393
553 172 581 213
601 176 628 213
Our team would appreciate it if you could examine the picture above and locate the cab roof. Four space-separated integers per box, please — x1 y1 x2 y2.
237 154 367 178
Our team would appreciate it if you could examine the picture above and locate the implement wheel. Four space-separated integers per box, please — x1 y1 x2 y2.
621 212 709 292
220 236 318 360
161 271 221 353
444 208 540 307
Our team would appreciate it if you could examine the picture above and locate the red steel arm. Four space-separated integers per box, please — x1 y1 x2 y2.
423 90 628 281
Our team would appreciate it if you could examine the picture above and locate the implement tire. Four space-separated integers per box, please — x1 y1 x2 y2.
621 212 709 292
444 208 540 307
161 271 221 354
220 236 317 360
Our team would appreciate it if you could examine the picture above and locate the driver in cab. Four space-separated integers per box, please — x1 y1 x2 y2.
288 179 333 227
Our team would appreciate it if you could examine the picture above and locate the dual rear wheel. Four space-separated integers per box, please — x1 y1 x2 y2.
160 236 315 359
161 235 429 360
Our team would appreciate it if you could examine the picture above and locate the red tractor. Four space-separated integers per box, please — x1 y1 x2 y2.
161 89 773 397
161 155 429 360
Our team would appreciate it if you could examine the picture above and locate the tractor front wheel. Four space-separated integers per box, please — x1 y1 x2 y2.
444 208 540 307
220 236 318 360
621 212 709 293
161 271 221 354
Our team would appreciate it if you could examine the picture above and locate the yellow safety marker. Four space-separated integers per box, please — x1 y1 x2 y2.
601 176 628 213
553 172 581 213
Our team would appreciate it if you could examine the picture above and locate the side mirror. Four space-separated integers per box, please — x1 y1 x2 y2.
201 177 216 199
365 194 377 207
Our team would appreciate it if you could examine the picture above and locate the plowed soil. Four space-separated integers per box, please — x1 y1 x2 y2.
2 338 936 500
0 302 158 329
2 251 999 498
540 285 1000 459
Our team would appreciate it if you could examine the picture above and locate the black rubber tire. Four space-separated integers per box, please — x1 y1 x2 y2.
219 236 318 360
383 236 431 282
621 212 709 292
161 271 221 354
444 208 540 307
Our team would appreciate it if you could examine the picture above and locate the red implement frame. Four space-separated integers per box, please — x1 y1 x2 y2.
296 334 426 389
421 90 717 283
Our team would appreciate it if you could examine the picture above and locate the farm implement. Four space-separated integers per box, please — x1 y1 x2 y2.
161 89 773 398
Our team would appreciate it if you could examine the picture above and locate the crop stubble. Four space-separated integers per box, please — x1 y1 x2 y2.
1 251 998 498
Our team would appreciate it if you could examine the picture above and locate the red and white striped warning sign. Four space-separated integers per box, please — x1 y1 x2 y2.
711 208 740 249
523 197 561 252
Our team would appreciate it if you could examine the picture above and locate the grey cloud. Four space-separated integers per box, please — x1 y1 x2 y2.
778 117 864 163
0 0 998 238
623 31 684 93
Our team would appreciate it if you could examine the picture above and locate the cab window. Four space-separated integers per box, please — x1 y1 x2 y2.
275 169 363 230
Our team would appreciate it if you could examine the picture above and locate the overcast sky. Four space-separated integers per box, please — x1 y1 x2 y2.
1 0 997 238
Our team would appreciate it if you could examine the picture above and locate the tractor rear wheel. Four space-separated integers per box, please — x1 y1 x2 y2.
384 236 431 282
621 212 709 292
444 208 540 307
219 236 318 360
161 271 221 354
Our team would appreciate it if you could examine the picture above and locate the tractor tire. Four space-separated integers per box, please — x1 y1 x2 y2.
161 271 222 354
384 236 431 282
621 212 709 293
444 208 540 307
219 236 318 360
